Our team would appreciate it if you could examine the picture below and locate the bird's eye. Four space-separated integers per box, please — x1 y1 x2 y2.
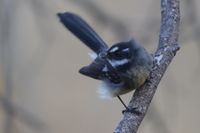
107 47 131 60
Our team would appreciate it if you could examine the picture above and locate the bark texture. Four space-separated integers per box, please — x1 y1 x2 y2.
114 0 180 132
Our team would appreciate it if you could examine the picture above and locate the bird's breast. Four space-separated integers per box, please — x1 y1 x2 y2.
122 66 150 89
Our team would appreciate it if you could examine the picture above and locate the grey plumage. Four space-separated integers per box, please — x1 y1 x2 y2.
57 12 153 99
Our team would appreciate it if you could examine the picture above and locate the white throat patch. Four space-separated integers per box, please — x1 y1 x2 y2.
109 46 119 53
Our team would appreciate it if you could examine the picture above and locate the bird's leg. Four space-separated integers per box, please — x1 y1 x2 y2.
117 95 129 110
117 95 141 115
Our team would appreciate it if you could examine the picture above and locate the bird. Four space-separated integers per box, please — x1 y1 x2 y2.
57 12 153 113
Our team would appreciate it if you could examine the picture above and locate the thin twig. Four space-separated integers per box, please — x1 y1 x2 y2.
0 0 17 132
0 96 45 130
114 0 180 132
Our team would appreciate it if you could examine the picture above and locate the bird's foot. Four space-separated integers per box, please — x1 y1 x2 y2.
122 107 141 115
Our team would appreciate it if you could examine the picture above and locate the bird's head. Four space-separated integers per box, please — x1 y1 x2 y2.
79 40 136 85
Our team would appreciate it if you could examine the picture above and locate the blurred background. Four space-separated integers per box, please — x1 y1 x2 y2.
0 0 200 133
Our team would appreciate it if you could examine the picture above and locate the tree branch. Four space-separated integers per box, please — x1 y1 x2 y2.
114 0 180 133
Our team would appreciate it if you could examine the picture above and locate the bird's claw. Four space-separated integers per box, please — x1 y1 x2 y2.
122 107 141 115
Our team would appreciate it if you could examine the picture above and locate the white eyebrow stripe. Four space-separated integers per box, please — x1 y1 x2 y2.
110 46 119 53
108 59 129 67
122 48 129 52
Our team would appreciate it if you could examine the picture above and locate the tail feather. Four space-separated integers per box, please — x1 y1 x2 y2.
57 12 108 53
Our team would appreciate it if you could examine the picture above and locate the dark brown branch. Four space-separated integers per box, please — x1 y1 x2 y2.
114 0 180 133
